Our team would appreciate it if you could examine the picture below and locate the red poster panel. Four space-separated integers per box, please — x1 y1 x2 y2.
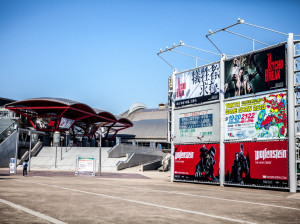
225 141 288 187
174 144 219 183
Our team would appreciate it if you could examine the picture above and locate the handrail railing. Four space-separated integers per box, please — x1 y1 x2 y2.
0 122 15 144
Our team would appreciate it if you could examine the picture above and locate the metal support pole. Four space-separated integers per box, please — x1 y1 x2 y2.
287 33 296 192
99 128 102 176
219 54 226 186
65 133 67 152
55 146 57 168
170 69 177 182
28 131 31 172
60 135 64 160
65 132 68 152
14 127 19 175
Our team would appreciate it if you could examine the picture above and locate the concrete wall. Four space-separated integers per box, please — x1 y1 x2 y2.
117 153 164 170
141 159 162 171
0 130 17 167
108 144 164 158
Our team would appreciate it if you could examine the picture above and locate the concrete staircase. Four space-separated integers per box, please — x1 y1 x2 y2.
30 147 128 172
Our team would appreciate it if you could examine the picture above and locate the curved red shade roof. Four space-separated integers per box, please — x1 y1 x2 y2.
5 97 132 135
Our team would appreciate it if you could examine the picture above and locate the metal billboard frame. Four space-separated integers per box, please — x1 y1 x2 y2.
158 19 300 192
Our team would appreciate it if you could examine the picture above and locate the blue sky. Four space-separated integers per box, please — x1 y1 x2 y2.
0 0 299 114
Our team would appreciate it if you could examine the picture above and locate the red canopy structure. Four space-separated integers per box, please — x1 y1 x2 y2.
5 97 132 139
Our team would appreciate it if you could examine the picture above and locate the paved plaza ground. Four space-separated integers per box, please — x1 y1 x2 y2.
0 168 299 224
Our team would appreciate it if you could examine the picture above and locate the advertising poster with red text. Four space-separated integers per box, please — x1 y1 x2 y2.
225 141 288 187
32 117 58 130
174 144 219 183
175 63 220 107
224 44 286 98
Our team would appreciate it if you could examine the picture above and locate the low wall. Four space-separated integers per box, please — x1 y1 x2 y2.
117 153 164 170
141 159 162 171
0 130 17 167
108 144 163 158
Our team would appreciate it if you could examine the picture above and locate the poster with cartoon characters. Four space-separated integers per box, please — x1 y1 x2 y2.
225 92 287 141
174 144 219 183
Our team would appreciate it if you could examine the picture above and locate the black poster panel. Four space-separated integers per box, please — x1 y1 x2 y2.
224 44 286 98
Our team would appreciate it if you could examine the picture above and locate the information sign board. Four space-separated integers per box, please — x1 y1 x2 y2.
76 157 95 176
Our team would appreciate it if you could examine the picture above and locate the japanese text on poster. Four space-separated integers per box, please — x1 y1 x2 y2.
175 63 220 107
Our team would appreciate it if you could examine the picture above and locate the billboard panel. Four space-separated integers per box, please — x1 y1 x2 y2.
224 44 286 98
32 117 58 130
225 141 288 187
174 103 220 144
174 144 219 183
175 63 220 107
59 117 74 130
225 92 287 141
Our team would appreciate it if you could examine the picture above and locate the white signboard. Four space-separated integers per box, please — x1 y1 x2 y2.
9 158 15 174
174 103 220 144
175 63 220 107
59 117 74 129
76 157 95 176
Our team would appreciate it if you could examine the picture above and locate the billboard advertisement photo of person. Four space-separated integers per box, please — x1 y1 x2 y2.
224 44 286 99
174 144 219 183
225 141 288 187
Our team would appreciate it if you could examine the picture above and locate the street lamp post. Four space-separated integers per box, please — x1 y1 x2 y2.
28 131 32 172
98 128 102 176
60 136 64 160
14 125 19 175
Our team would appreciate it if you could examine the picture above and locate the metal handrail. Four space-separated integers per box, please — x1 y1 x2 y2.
0 123 15 144
0 122 14 136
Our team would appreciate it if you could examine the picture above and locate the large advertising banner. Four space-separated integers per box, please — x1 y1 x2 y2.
225 141 288 187
175 63 220 107
225 92 287 141
174 103 220 144
174 144 219 183
224 44 286 98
